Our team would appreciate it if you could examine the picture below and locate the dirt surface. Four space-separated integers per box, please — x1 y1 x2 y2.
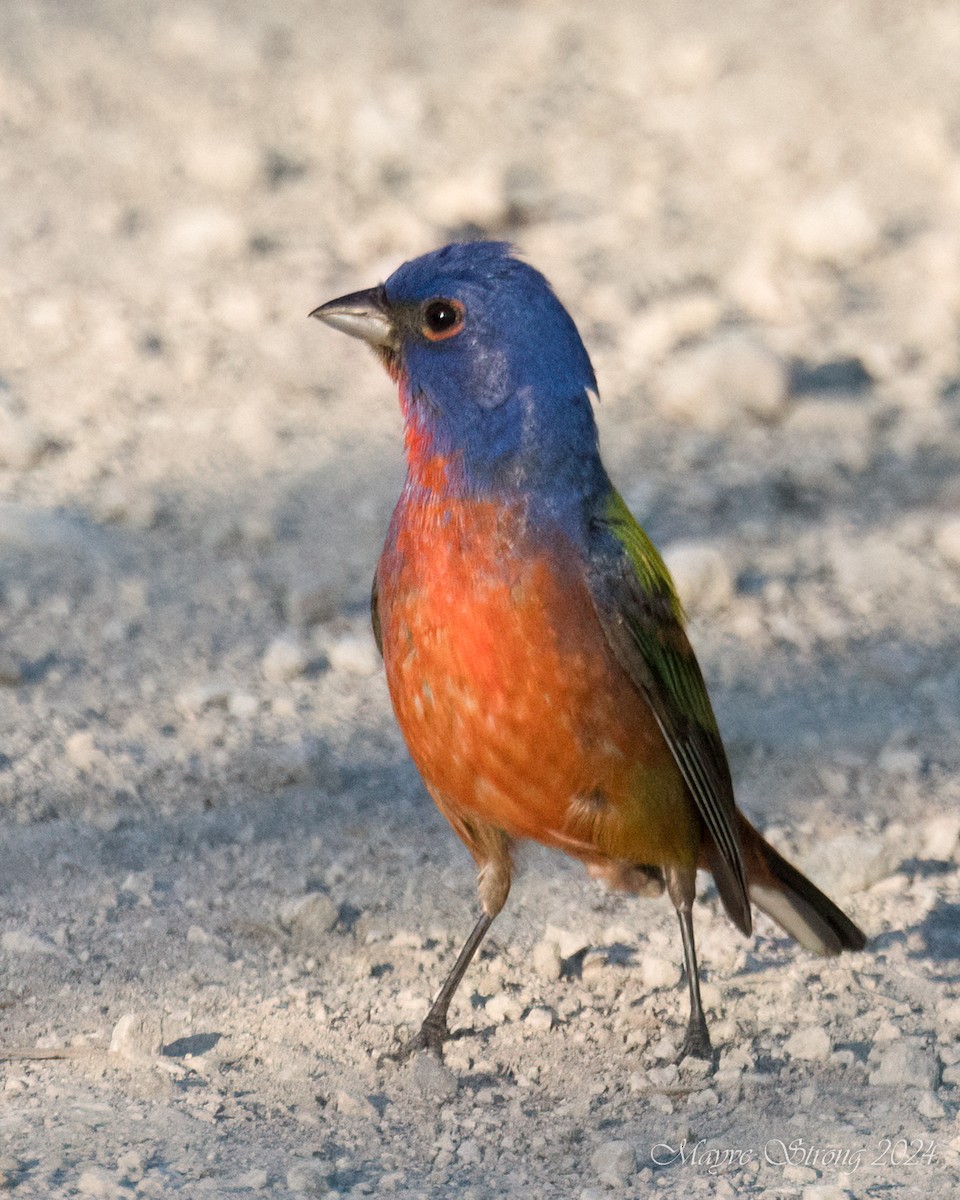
2 2 960 1197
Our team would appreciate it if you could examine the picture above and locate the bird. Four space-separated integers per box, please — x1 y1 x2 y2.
310 241 866 1061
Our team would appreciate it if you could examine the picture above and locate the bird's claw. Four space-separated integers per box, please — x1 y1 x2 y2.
380 1015 449 1065
677 1019 714 1064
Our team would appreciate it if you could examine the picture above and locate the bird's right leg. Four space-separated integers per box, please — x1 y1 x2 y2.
394 818 512 1060
665 863 713 1062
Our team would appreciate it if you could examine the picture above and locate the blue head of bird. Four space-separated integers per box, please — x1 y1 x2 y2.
312 242 606 515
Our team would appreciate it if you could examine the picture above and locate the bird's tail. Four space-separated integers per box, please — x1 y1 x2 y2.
736 813 867 955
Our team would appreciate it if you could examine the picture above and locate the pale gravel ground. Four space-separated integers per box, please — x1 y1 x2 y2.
1 2 960 1197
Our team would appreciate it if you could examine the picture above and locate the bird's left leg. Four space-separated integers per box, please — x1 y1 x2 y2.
664 863 713 1061
396 818 512 1059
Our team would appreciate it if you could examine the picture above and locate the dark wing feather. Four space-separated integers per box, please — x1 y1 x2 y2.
586 490 751 934
371 572 383 657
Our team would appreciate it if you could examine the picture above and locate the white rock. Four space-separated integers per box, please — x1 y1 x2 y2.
278 893 338 938
186 925 210 946
787 186 879 266
646 1063 680 1088
934 517 960 567
917 1090 946 1119
663 541 734 612
234 1169 270 1190
334 1089 378 1119
108 1013 163 1061
485 992 523 1023
76 1169 124 1199
285 1161 331 1196
408 1050 458 1100
655 332 788 430
327 632 379 676
456 1137 483 1164
640 956 681 990
532 938 562 981
115 1151 144 1184
1 930 60 956
784 1026 832 1061
227 692 259 720
868 1039 939 1089
921 813 960 860
801 833 902 895
590 1139 636 1186
65 731 103 773
801 1187 853 1200
262 634 309 683
524 1006 555 1032
544 925 590 959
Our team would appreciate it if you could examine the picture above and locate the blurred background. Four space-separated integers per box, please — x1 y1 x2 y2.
1 3 960 1194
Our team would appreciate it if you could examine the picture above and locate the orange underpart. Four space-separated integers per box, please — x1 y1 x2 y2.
376 490 700 872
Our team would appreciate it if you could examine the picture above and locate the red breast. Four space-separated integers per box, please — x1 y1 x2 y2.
376 485 699 870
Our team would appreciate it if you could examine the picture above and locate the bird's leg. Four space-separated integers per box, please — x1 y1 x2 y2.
389 819 512 1061
398 910 494 1058
665 864 713 1062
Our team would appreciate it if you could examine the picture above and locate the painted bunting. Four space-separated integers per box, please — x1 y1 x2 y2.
310 242 865 1061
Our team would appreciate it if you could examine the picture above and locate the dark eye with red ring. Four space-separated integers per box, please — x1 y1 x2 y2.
422 298 464 341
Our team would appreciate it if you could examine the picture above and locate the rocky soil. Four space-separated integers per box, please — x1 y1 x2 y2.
1 2 960 1197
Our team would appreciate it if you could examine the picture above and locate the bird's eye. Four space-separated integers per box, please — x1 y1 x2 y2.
422 298 464 341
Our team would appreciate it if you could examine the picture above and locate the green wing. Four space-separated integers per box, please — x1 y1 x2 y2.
586 489 751 934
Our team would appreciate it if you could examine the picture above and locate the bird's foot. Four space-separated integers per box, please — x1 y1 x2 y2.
677 1017 713 1064
380 1013 450 1065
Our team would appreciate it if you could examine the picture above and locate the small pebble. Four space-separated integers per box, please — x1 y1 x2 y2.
868 1038 939 1089
327 632 379 676
108 1012 163 1061
524 1006 555 1032
663 541 734 612
640 956 681 990
76 1169 124 1199
784 1026 832 1061
532 938 562 981
655 332 788 430
787 185 878 265
278 892 339 939
65 731 103 773
334 1089 378 1119
801 832 901 895
543 925 590 959
115 1152 143 1184
285 1161 332 1197
1 929 58 955
262 634 309 683
227 691 259 719
590 1139 636 1186
921 812 960 860
916 1090 946 1119
485 992 523 1023
234 1169 270 1191
407 1050 458 1100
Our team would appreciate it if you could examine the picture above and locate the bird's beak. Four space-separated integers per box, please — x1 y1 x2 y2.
309 285 398 352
